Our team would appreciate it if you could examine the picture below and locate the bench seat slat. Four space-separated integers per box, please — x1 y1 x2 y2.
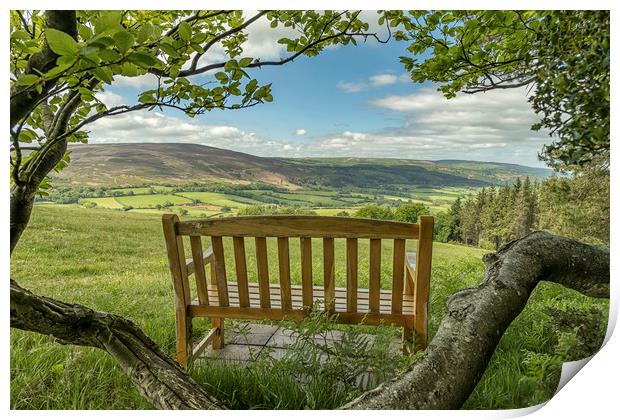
193 282 414 316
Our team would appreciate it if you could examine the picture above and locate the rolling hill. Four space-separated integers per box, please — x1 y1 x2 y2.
52 143 551 188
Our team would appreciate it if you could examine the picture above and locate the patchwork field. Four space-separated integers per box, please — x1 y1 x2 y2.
65 184 470 218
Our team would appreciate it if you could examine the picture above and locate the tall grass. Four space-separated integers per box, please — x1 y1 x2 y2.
10 205 608 409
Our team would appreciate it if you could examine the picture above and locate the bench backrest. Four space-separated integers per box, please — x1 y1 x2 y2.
163 215 433 320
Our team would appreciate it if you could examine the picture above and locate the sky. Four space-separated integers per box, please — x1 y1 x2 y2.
89 11 552 168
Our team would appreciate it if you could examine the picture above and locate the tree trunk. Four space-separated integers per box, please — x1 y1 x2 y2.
11 232 609 409
10 185 36 254
344 231 608 409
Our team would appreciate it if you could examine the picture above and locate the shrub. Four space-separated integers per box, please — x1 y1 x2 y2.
354 205 393 220
393 203 430 223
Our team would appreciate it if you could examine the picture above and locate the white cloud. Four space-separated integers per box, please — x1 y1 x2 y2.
338 73 411 93
87 110 302 156
340 87 550 165
295 129 307 136
369 74 398 86
95 91 125 107
112 74 159 90
337 81 367 93
192 10 298 72
86 86 550 167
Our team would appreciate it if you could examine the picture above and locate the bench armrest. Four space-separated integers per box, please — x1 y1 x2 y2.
186 246 214 276
405 252 416 295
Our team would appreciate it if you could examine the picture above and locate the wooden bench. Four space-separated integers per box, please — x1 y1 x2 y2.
163 214 434 367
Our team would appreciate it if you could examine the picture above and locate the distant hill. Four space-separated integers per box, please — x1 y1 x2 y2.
52 143 551 188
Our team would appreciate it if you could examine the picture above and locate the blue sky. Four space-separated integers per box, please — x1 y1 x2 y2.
90 12 551 168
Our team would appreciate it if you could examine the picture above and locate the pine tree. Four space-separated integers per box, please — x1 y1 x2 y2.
511 177 537 239
448 197 462 242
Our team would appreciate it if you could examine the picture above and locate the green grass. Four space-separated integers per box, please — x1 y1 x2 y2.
115 194 190 208
79 197 124 209
313 208 358 216
68 184 473 216
174 191 264 208
10 205 608 409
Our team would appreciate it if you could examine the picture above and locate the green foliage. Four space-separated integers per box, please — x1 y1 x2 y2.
432 211 454 242
45 28 80 56
393 203 430 223
445 161 609 249
391 10 610 167
237 205 317 216
354 205 393 220
193 308 410 409
537 156 609 245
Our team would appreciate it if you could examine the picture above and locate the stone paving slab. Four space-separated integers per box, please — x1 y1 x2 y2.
205 344 264 361
201 322 402 363
198 322 403 391
228 323 279 346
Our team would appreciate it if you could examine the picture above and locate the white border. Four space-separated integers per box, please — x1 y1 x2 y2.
2 1 618 418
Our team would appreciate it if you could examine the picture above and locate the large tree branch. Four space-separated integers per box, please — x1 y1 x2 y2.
10 280 224 410
181 10 268 76
177 11 386 78
344 231 609 409
463 76 536 94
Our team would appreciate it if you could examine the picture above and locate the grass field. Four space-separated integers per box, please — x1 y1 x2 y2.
79 197 124 209
115 194 191 208
175 191 264 208
55 184 473 216
10 205 608 409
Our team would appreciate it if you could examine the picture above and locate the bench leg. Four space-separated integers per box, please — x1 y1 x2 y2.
413 315 428 352
402 327 413 355
211 318 225 350
176 310 192 368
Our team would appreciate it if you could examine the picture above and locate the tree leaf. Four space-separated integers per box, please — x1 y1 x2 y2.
127 52 159 68
113 30 135 55
91 66 113 84
94 11 123 35
238 57 253 68
15 74 39 87
158 42 179 58
46 28 79 56
178 21 191 42
214 72 228 83
224 59 238 72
